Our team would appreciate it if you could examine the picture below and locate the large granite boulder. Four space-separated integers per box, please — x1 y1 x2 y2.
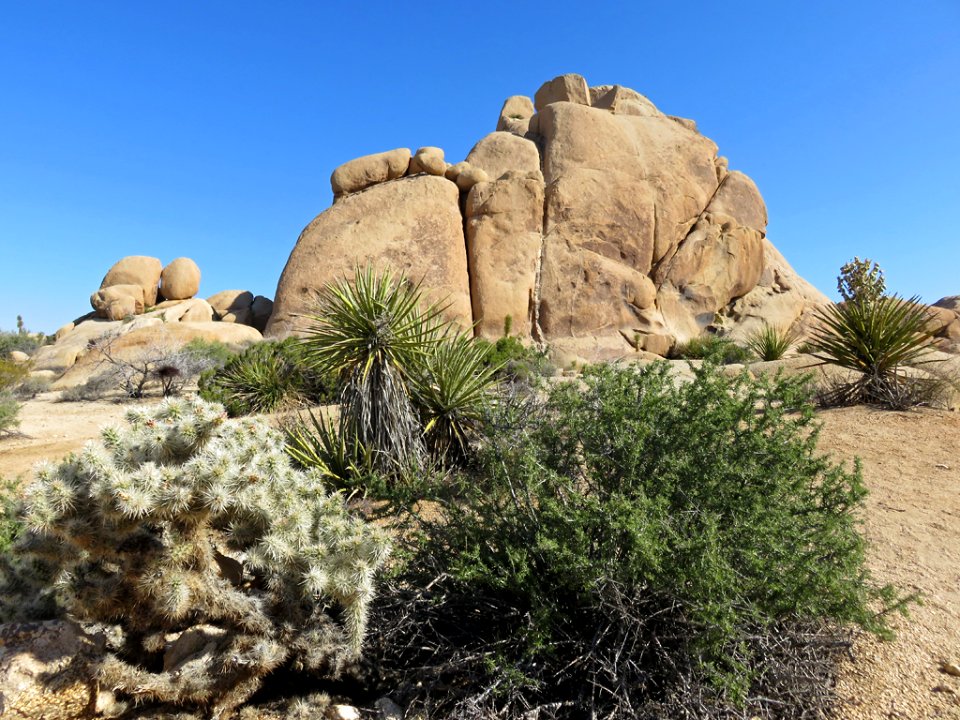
331 148 411 198
99 256 162 307
465 132 541 181
266 175 472 337
159 257 201 300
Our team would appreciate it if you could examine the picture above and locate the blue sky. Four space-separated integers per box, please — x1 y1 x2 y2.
1 1 958 333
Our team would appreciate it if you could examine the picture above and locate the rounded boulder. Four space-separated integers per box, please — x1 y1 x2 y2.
160 257 201 300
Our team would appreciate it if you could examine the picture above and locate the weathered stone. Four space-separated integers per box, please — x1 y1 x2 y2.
534 73 590 111
159 257 201 301
90 284 145 320
266 175 472 338
455 164 489 193
207 289 254 323
707 171 768 234
466 173 544 338
331 148 411 197
250 296 274 333
496 95 535 133
590 85 662 117
408 147 446 176
154 298 215 323
465 132 541 181
0 621 101 720
163 625 228 672
8 350 30 364
100 256 162 306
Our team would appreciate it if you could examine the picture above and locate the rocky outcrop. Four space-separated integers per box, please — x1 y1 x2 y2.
267 175 472 337
268 74 831 361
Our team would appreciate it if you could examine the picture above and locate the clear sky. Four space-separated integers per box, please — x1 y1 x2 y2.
1 1 958 334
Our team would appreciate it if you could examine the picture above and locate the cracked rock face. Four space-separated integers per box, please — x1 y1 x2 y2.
266 74 829 360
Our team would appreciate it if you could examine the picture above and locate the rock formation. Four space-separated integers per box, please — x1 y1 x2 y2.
31 255 273 383
266 73 829 361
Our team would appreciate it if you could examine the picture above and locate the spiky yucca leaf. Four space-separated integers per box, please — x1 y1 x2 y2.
745 324 797 361
412 333 500 461
284 408 375 486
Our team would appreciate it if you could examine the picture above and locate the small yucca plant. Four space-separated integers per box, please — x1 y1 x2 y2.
299 267 445 473
285 408 375 487
412 332 500 462
811 295 937 406
745 323 796 361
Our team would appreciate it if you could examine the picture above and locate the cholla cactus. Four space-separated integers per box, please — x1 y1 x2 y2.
18 396 390 718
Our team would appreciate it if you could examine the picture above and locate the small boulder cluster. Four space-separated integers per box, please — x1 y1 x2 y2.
88 255 272 331
28 256 275 390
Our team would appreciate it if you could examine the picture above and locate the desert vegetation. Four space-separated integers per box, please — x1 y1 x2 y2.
3 263 948 719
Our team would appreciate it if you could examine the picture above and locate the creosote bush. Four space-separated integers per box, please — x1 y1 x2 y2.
10 396 390 718
368 360 903 718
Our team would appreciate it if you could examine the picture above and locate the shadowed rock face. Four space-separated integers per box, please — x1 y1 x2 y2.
266 73 830 361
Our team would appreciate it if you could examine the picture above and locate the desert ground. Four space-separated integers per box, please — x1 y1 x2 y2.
1 393 958 719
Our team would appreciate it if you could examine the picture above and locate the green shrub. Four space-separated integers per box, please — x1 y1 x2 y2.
10 396 390 717
0 392 20 436
0 359 29 391
0 316 47 357
745 323 796 361
13 374 51 399
669 334 750 364
374 360 902 717
476 334 555 382
198 338 335 416
182 337 238 368
0 477 22 555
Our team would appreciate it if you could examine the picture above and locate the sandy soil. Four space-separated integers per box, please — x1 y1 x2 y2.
1 394 958 718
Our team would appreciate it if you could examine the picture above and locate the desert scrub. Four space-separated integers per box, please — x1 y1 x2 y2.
669 334 750 364
745 323 797 361
371 360 903 718
475 334 555 383
12 396 390 718
198 338 335 416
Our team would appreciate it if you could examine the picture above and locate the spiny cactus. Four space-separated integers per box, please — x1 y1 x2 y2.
17 396 390 718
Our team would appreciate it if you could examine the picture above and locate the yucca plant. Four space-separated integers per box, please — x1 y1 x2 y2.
745 323 796 361
299 267 445 473
412 332 500 461
811 294 937 407
285 408 375 487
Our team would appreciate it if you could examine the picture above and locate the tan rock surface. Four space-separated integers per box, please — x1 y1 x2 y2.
465 132 541 181
589 84 662 117
496 95 535 135
90 284 146 320
465 173 544 338
0 621 100 720
331 148 411 197
408 147 446 176
207 289 254 323
159 257 201 300
534 73 591 110
266 175 472 338
99 255 162 307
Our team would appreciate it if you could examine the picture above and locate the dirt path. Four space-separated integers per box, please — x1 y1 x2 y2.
1 395 958 717
816 407 960 719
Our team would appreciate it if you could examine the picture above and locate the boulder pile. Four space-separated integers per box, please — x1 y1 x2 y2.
265 73 830 362
30 255 273 384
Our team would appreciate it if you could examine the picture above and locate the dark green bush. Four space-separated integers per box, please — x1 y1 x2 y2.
475 335 555 382
198 338 335 416
181 337 238 368
0 392 20 436
371 360 903 717
669 334 750 364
